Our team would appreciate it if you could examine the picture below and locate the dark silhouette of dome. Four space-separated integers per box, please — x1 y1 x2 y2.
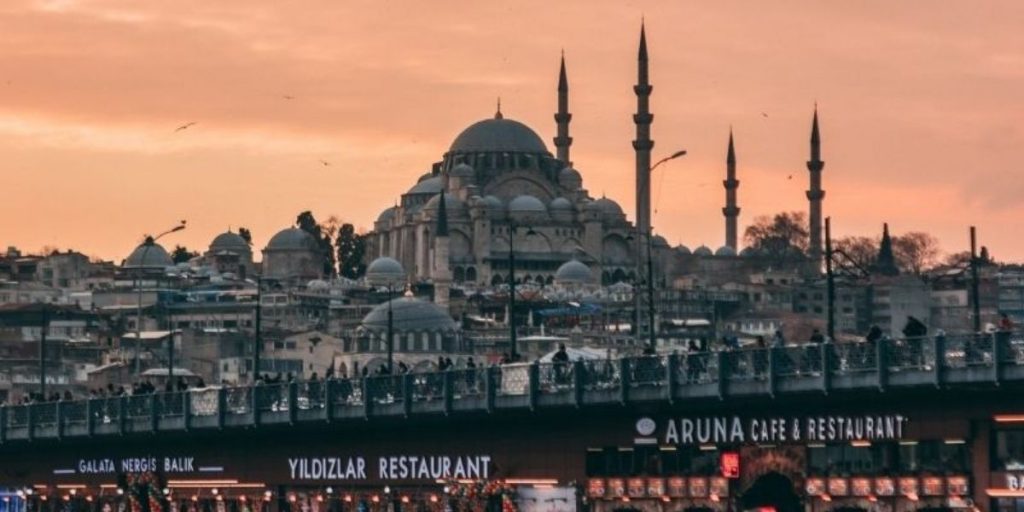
449 117 548 155
361 297 456 333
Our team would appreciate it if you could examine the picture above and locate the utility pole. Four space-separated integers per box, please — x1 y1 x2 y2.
970 226 981 334
825 217 836 340
508 226 519 361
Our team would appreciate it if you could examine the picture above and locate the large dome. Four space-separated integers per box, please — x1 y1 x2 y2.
124 240 173 269
210 231 250 253
508 195 547 215
449 117 548 155
361 297 457 333
266 228 317 251
407 176 444 195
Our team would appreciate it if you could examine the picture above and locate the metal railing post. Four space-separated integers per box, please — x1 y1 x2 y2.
821 343 832 395
27 404 35 441
933 335 945 388
485 367 496 413
0 405 7 443
716 351 727 400
573 360 585 407
618 358 631 405
994 333 1005 386
217 388 227 429
767 348 778 398
876 338 889 392
288 382 298 425
325 380 335 422
402 374 413 418
56 401 65 440
443 371 454 415
666 354 679 404
149 394 159 433
363 378 373 419
528 362 540 411
251 386 262 426
118 396 128 435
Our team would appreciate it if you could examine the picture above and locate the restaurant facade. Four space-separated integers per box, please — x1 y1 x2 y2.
3 385 1024 512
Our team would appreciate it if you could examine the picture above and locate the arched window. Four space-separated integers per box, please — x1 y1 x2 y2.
465 267 477 282
491 274 504 286
453 267 465 283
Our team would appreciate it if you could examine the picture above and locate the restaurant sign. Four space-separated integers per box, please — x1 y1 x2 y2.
288 455 492 481
637 415 908 445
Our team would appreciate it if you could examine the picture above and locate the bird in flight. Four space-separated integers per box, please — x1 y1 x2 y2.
319 160 331 167
761 112 768 118
282 95 295 100
787 175 793 180
174 122 197 132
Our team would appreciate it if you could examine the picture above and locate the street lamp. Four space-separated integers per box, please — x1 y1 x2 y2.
508 223 537 362
638 150 686 351
133 221 186 376
367 257 406 374
250 276 271 383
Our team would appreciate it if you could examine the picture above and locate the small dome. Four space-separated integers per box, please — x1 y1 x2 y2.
652 235 670 248
549 197 573 210
482 195 504 210
424 193 465 213
407 176 444 195
677 245 692 255
740 247 756 257
451 163 475 178
362 297 456 333
448 117 549 155
124 240 173 269
559 167 582 185
307 279 330 290
592 196 623 217
715 246 737 256
694 245 713 256
554 259 593 285
266 228 317 251
209 231 249 253
366 257 405 286
376 206 398 224
508 195 547 214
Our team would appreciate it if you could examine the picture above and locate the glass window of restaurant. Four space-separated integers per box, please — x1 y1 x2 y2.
585 446 719 477
898 441 969 473
993 428 1024 470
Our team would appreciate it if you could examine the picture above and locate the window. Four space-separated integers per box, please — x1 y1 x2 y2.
994 430 1024 470
900 441 968 473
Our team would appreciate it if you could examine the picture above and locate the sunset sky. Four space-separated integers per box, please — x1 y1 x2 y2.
2 0 1022 263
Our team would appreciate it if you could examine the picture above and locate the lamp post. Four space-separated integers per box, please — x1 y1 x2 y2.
133 221 186 375
638 150 686 350
252 277 266 383
508 223 537 361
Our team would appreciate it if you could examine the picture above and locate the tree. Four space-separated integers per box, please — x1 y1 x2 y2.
891 232 940 275
237 227 252 245
743 211 809 265
336 223 367 279
170 245 198 264
833 236 877 276
296 211 337 277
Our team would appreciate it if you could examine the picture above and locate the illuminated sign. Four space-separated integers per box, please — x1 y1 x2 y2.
923 477 945 496
667 478 687 498
74 457 202 474
646 478 665 497
627 478 646 498
689 478 708 498
586 479 606 498
851 478 871 497
828 478 849 496
805 478 825 496
607 479 625 498
899 477 920 497
287 455 491 481
946 476 968 496
641 415 908 445
874 477 895 496
719 452 740 479
709 477 730 497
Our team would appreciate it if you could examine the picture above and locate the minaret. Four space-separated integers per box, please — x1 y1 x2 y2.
633 22 655 344
633 22 654 260
432 190 452 310
553 52 573 165
723 129 740 251
806 105 826 267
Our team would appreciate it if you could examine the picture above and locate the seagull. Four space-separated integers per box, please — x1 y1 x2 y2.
787 175 793 180
319 160 330 167
282 95 295 100
761 112 768 118
174 122 196 132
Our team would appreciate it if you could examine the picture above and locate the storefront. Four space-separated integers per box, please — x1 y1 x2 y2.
3 391 1023 512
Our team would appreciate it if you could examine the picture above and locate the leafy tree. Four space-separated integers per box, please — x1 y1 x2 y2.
336 223 367 279
833 236 877 276
891 232 940 275
237 227 252 245
296 211 337 277
743 211 808 265
170 245 198 264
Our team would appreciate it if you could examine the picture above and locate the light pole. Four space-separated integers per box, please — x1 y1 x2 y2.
134 221 186 375
638 150 686 350
252 277 266 383
508 223 537 361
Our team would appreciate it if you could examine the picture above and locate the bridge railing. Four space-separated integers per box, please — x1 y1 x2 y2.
1 332 1022 442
